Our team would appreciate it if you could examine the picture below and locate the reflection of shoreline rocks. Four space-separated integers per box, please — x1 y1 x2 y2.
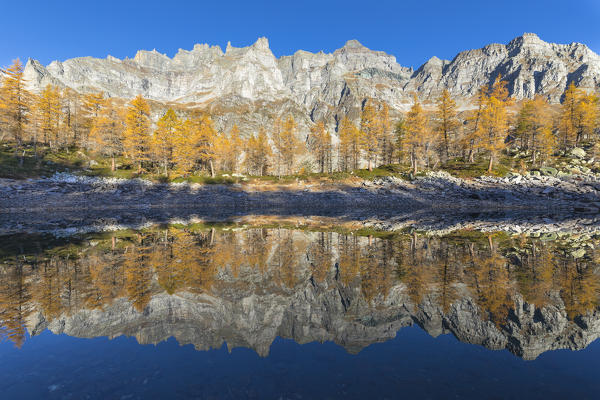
1 227 598 360
1 171 600 236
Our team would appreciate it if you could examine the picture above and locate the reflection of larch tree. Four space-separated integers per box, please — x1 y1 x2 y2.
338 235 363 287
360 237 395 304
308 232 333 284
513 239 554 308
468 236 513 327
33 259 64 321
557 252 600 320
272 230 307 289
0 263 31 347
123 235 154 312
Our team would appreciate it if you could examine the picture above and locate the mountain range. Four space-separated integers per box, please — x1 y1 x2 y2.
22 33 600 132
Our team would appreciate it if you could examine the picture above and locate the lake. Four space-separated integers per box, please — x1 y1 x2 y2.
1 226 599 399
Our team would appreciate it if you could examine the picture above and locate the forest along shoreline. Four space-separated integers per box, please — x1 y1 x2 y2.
1 170 599 236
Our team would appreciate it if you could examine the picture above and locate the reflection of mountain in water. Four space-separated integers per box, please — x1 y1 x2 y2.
1 227 599 360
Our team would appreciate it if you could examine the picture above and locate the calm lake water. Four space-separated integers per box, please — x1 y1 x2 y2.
1 226 599 399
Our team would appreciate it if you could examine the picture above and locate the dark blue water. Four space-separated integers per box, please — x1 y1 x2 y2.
2 326 599 400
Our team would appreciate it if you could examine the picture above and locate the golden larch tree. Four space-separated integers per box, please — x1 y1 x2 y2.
89 100 125 171
227 124 244 173
123 94 151 173
464 85 489 163
212 126 244 174
189 111 218 177
560 83 599 150
478 76 512 172
245 128 272 176
279 115 302 175
152 108 179 175
271 117 284 177
515 95 555 165
172 119 198 175
394 118 406 164
435 89 460 162
404 94 429 174
377 102 393 164
61 87 84 146
560 82 581 149
360 99 380 171
338 116 361 171
33 84 62 151
212 133 230 173
577 93 599 145
0 59 32 162
309 121 332 173
81 91 106 150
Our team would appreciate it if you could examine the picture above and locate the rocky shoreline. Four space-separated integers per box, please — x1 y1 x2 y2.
1 171 599 236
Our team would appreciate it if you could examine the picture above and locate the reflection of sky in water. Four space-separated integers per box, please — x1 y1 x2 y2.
1 327 599 399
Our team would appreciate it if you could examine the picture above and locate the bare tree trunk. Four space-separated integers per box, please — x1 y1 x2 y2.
33 132 39 161
444 131 449 162
412 149 418 175
111 156 116 172
487 155 493 173
468 140 475 163
209 160 215 178
277 154 281 179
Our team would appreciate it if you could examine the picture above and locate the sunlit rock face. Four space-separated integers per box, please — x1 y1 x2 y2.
25 39 287 104
22 34 600 133
3 226 600 360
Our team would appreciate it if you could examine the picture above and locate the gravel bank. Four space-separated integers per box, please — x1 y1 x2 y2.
1 172 599 235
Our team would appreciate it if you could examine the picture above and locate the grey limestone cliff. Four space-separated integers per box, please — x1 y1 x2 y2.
22 33 600 134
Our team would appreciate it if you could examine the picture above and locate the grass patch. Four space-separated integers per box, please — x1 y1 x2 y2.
441 155 512 179
170 175 238 185
353 164 410 180
0 143 88 179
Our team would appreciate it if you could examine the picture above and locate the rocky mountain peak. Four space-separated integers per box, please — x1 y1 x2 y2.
421 55 447 68
172 43 224 67
341 39 367 50
510 32 544 46
506 32 549 56
132 48 171 68
21 34 600 135
252 37 270 51
106 55 121 63
225 37 271 55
